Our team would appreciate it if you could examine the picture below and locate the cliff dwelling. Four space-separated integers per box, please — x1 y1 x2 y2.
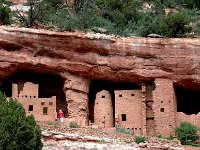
12 82 56 121
0 27 200 137
1 71 68 121
89 80 146 134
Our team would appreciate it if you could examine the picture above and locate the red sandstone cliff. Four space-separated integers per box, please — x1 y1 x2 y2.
0 26 199 90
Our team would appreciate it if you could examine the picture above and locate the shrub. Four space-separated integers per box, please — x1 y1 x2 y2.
44 9 77 31
0 0 11 25
99 138 106 144
69 121 80 128
135 136 147 144
166 134 174 140
134 12 162 37
175 122 200 146
48 122 60 126
156 132 163 138
160 12 192 37
40 0 63 22
180 0 200 9
0 91 43 150
116 126 132 135
195 23 200 35
13 0 43 27
96 0 142 27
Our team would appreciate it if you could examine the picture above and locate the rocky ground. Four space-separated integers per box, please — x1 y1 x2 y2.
39 122 186 150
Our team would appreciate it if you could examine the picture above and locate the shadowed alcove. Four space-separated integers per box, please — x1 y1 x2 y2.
1 71 68 117
88 80 141 126
175 85 200 115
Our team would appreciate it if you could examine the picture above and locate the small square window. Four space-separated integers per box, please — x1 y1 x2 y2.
49 102 53 105
121 114 126 121
160 108 164 112
43 107 48 115
29 105 33 111
102 95 105 98
131 94 135 96
41 102 45 105
119 95 122 97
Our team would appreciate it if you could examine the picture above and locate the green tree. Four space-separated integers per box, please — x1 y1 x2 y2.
175 122 200 146
96 0 142 27
14 0 43 27
0 91 43 150
135 12 162 37
160 12 191 37
0 0 11 25
180 0 200 9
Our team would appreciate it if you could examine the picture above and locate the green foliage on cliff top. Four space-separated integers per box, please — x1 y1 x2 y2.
0 0 11 25
9 0 200 37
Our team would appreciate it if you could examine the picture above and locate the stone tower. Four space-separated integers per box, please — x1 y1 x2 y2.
94 90 114 128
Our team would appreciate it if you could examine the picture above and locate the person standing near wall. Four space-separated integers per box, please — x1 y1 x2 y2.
58 110 64 123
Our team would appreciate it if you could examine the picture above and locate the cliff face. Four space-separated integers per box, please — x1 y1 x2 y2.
0 26 199 90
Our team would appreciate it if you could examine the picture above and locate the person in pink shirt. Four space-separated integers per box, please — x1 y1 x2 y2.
58 110 64 123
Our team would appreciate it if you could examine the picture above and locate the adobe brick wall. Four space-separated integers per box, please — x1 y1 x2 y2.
115 90 143 135
153 78 177 136
94 90 114 128
176 112 200 127
12 82 56 122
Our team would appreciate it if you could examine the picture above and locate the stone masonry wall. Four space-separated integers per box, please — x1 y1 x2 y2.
12 82 56 122
115 90 143 135
153 78 177 136
94 90 114 128
176 112 200 127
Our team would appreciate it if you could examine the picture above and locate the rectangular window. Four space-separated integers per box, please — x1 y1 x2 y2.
29 105 33 111
49 102 53 105
41 102 45 105
43 107 48 115
121 114 126 121
160 108 164 112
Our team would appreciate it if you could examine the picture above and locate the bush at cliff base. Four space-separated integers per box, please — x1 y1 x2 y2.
0 91 43 150
175 121 200 147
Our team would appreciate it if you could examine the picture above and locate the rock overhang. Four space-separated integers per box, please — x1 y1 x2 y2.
0 26 199 90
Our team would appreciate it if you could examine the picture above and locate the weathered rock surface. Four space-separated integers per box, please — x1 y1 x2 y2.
0 26 199 90
41 126 184 150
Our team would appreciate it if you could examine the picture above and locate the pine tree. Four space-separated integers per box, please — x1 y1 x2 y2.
0 91 43 150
